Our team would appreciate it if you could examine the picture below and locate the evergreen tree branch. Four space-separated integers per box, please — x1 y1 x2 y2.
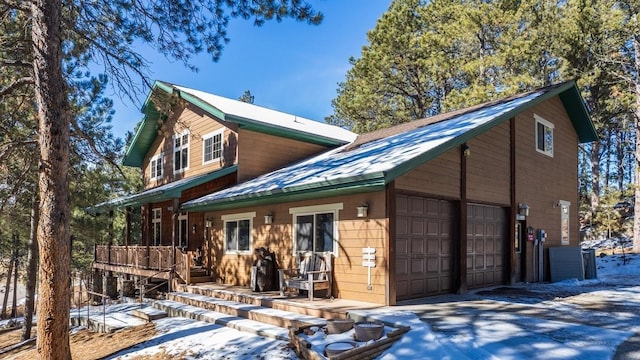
0 77 33 97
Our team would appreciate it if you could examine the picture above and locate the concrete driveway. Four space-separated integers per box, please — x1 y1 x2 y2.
394 283 640 360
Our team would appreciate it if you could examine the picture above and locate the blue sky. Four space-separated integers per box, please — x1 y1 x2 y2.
108 1 392 139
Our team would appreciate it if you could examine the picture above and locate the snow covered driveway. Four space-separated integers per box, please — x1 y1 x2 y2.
392 253 640 360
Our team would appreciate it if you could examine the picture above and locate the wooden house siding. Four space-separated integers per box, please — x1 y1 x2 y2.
514 97 579 281
142 104 237 189
466 121 511 205
203 191 389 304
395 149 460 198
236 129 328 182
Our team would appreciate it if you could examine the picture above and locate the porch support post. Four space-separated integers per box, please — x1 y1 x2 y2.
169 197 180 292
457 144 468 294
125 206 132 246
145 205 151 268
108 210 114 264
385 181 396 306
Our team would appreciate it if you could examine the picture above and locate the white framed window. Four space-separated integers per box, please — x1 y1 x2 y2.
173 131 190 173
289 203 342 256
222 212 255 254
150 153 163 180
203 129 224 165
535 114 554 157
151 208 162 245
178 212 188 248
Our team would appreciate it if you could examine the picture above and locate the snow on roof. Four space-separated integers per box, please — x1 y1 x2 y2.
172 85 357 144
183 91 543 209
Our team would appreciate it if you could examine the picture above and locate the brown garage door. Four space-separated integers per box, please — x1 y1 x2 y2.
396 195 456 300
467 204 507 289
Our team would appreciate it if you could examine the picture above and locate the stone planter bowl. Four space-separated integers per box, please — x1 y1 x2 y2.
354 321 384 341
324 341 358 357
326 319 355 334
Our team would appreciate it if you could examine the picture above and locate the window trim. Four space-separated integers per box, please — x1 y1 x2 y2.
289 203 343 256
151 208 162 246
173 130 190 174
534 114 554 157
202 129 224 165
221 212 256 255
150 153 163 180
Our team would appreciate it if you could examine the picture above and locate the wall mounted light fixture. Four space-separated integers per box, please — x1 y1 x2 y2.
205 218 213 228
518 203 530 217
357 203 369 218
264 212 274 224
462 144 471 157
192 224 197 234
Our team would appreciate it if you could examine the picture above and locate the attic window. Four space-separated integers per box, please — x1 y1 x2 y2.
203 129 223 165
535 114 554 157
173 131 190 173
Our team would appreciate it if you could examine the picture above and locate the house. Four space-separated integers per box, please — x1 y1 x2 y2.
92 80 596 306
89 80 356 289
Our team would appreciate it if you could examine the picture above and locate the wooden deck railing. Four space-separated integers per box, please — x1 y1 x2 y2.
95 245 173 271
95 245 198 284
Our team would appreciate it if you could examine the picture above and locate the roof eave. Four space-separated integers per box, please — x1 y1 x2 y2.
182 172 386 212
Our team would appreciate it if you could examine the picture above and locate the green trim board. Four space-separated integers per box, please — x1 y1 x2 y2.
181 81 597 214
123 80 355 167
86 165 237 214
182 177 386 212
385 81 596 182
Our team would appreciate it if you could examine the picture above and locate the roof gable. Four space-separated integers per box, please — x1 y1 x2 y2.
123 81 357 167
182 81 596 212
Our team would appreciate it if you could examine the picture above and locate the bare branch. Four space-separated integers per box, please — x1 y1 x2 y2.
0 59 32 68
0 77 34 97
68 116 126 178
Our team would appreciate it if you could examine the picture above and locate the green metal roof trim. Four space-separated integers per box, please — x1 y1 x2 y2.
123 80 355 167
385 81 597 181
122 81 171 167
86 165 237 214
182 176 386 212
558 84 599 143
181 81 596 214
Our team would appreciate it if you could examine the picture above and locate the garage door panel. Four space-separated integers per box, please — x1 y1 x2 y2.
441 238 451 255
396 257 408 276
411 238 424 253
397 237 408 255
411 219 425 235
410 279 425 295
410 258 425 274
397 218 409 236
396 195 455 300
427 238 440 254
426 256 439 272
426 199 439 216
410 197 424 215
467 204 506 289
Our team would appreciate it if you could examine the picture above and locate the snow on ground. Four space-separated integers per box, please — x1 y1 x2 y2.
66 252 640 359
107 317 296 359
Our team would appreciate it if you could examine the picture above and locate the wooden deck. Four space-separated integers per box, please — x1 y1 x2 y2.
94 245 198 284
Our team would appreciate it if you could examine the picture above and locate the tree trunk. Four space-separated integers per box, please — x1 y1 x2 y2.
590 140 601 211
1 254 14 319
32 0 72 357
11 246 19 318
22 195 40 341
634 34 640 253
